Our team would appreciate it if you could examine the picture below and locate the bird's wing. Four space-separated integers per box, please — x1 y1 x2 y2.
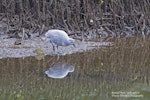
55 30 69 38
50 34 64 45
46 30 70 45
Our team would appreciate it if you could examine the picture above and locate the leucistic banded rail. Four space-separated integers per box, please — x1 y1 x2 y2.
45 29 75 51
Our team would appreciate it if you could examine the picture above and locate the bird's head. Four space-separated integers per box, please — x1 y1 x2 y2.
68 38 76 47
45 32 50 39
40 32 50 41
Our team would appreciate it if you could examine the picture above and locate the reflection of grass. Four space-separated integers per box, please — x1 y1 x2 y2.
1 77 145 100
0 36 150 100
141 91 150 100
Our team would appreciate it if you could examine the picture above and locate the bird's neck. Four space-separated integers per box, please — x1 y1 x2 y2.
64 38 72 46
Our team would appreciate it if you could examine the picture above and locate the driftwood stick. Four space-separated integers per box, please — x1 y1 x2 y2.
22 28 25 40
40 24 45 35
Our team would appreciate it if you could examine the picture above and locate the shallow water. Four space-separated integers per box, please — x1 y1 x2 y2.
0 37 150 100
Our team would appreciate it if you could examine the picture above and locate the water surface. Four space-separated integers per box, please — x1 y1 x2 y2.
0 37 150 100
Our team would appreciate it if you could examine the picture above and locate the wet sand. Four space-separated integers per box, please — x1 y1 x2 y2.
0 37 113 59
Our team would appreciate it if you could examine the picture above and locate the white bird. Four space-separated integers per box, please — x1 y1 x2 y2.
45 29 75 51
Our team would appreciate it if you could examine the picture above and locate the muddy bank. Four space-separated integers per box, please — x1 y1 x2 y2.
0 37 112 59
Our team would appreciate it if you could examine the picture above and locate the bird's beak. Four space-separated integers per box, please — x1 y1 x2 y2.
41 36 49 42
73 44 76 48
41 37 47 41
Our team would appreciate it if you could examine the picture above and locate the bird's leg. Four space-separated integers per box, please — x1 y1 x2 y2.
52 44 59 54
56 45 60 54
50 41 55 52
52 44 55 51
56 45 59 51
51 43 56 52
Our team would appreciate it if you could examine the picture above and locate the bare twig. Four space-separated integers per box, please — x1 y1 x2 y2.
40 24 45 35
22 28 25 40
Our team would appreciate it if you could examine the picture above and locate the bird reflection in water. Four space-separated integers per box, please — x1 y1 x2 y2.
45 62 75 79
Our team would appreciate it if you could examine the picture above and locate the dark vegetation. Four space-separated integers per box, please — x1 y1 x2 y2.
0 0 150 39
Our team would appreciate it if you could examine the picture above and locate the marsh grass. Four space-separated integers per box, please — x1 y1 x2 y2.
0 36 150 100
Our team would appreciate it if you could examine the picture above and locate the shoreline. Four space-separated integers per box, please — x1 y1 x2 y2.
0 37 112 59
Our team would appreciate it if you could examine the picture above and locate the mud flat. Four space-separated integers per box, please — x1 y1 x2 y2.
0 37 113 59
